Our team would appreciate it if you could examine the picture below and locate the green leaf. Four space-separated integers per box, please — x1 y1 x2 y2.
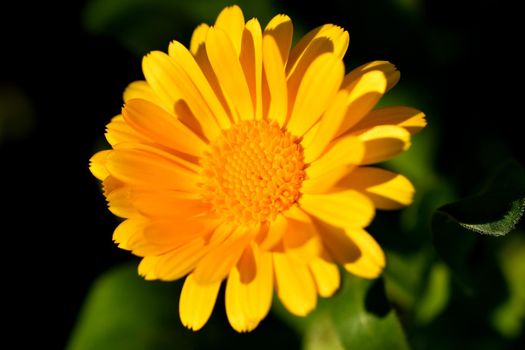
274 272 410 350
68 263 300 350
431 160 525 286
67 263 185 350
433 160 525 238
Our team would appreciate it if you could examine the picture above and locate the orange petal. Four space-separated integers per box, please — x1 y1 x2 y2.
123 80 166 109
89 150 111 180
105 148 199 191
143 217 218 246
142 51 222 140
193 225 255 284
105 115 150 146
154 238 209 281
123 99 207 157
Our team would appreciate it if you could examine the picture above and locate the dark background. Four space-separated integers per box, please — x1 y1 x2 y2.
1 0 522 348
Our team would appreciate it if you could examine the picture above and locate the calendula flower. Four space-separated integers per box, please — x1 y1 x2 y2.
90 5 426 332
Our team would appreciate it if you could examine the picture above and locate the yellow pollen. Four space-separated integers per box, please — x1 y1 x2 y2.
200 120 305 224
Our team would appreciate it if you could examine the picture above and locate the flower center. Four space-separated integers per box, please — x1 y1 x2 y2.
200 120 305 224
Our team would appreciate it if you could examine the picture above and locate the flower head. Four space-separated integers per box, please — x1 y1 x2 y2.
90 5 426 332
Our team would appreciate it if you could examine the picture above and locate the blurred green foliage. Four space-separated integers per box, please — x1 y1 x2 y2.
83 0 279 55
273 274 410 350
68 264 300 350
68 0 525 349
0 84 35 143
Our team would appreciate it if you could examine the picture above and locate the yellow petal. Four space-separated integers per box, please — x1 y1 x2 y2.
89 150 111 180
155 238 209 281
353 106 427 135
225 245 273 332
168 40 232 130
314 220 360 265
286 27 346 123
343 228 385 278
357 125 411 164
301 165 354 194
105 148 199 191
258 214 287 250
301 121 320 150
193 225 254 284
123 99 207 157
305 135 364 179
214 5 245 56
287 24 349 77
113 218 172 256
309 256 341 297
106 186 137 218
262 35 288 127
142 51 222 140
314 221 384 278
105 115 150 146
282 216 323 263
206 27 254 121
190 23 209 55
336 70 388 137
286 53 344 136
192 27 234 126
283 205 312 222
300 190 375 228
240 18 263 120
273 252 317 316
343 61 400 92
113 218 146 250
302 90 349 162
264 14 293 64
138 256 160 280
123 80 165 108
179 273 221 331
338 167 415 209
248 248 274 319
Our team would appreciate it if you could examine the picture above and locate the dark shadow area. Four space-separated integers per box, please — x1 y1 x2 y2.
365 278 391 318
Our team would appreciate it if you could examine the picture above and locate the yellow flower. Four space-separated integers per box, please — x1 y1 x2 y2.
89 5 426 332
